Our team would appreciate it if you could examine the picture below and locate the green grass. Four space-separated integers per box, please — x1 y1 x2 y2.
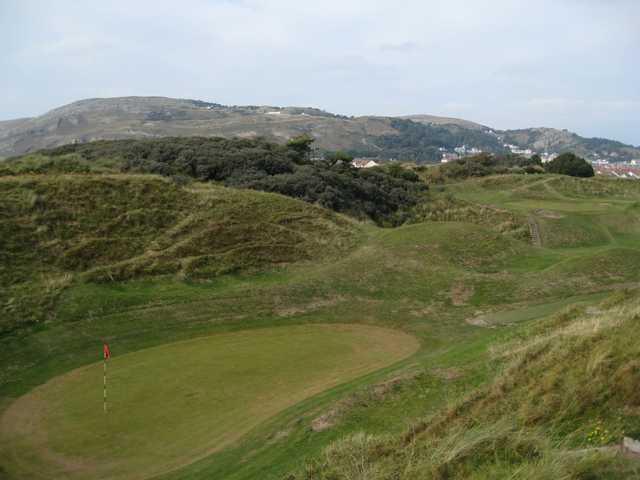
0 324 418 480
1 172 640 479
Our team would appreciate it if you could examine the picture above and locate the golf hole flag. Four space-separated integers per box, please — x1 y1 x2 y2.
103 343 111 413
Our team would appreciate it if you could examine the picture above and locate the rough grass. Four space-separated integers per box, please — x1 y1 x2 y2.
296 292 640 480
0 175 358 333
410 194 529 240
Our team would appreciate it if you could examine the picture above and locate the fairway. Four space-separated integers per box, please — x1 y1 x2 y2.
0 324 419 480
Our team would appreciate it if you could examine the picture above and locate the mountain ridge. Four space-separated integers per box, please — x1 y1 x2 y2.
1 96 638 162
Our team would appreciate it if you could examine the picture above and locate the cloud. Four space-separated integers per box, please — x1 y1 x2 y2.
0 0 638 144
442 102 475 112
379 41 421 53
521 98 640 113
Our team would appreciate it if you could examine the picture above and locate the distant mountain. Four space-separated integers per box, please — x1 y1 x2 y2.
1 96 638 162
400 114 487 130
500 128 640 162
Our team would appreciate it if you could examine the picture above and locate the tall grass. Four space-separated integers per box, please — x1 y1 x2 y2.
296 292 640 479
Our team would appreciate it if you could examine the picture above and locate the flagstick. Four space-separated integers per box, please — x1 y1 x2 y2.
104 357 107 413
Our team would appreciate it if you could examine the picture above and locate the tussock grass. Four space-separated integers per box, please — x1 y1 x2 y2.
410 195 529 240
0 175 358 333
296 292 640 479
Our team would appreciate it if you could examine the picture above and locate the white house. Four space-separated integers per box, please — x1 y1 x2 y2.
441 152 459 163
352 158 380 168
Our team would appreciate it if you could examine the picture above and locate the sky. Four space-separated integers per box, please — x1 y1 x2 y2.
1 0 639 145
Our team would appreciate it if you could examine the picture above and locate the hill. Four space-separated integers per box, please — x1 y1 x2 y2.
0 174 358 334
400 114 487 130
1 168 639 479
502 127 640 163
1 96 639 162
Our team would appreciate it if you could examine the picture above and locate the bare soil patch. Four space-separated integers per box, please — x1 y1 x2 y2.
450 284 474 306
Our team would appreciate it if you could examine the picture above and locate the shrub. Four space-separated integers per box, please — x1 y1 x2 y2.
545 153 594 178
422 153 545 183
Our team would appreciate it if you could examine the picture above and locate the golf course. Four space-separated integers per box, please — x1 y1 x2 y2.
1 153 640 478
3 1 639 474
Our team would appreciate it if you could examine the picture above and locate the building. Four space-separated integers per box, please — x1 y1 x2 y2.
594 161 640 179
504 143 534 157
540 152 558 163
441 152 459 163
352 158 380 169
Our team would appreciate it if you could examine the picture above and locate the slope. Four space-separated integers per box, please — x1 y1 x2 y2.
0 174 358 334
299 291 640 479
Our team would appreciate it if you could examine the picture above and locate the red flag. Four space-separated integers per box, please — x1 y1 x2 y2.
103 343 111 360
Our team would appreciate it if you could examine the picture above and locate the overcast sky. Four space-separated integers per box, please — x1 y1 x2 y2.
1 0 638 145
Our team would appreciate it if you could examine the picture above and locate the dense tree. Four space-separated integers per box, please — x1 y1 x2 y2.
323 150 354 169
545 153 594 177
372 119 507 163
34 137 426 225
286 134 315 163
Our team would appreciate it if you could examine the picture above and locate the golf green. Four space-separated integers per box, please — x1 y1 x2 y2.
0 324 419 479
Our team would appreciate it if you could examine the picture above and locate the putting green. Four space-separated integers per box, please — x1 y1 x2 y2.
0 324 418 480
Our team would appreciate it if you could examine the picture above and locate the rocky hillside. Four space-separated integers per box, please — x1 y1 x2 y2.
1 96 638 162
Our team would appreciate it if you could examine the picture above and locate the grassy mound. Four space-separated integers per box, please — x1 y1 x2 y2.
546 175 640 199
0 175 358 333
410 194 529 240
298 292 640 479
454 174 640 205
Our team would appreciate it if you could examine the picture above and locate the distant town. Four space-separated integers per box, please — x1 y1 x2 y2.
591 159 640 179
351 142 640 180
438 143 640 180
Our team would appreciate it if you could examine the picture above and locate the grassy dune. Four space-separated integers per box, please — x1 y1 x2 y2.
300 292 640 479
1 172 639 479
0 175 358 333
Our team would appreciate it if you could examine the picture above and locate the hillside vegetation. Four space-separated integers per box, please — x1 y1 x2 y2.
0 174 358 334
4 137 427 225
350 119 507 162
418 153 544 183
